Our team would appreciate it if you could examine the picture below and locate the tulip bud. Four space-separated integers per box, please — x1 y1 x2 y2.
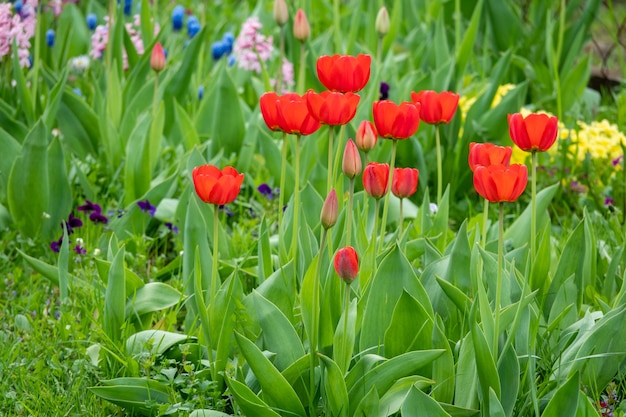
355 120 378 152
150 42 166 72
294 9 310 41
342 139 362 179
375 7 389 37
334 246 359 284
274 0 289 26
320 189 338 230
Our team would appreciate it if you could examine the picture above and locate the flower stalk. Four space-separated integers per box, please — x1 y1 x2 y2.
379 140 397 252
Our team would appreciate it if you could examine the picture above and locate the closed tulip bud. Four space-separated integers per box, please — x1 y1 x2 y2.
375 7 389 37
342 139 362 179
392 167 419 199
150 42 166 72
274 0 289 26
293 9 310 41
320 189 338 229
334 246 359 284
355 120 378 152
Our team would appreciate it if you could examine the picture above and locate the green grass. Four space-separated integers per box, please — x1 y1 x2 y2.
0 238 117 416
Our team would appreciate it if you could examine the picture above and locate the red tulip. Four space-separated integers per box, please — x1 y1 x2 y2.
334 246 359 284
372 100 421 139
316 54 371 93
342 139 362 179
275 93 321 135
305 90 360 126
355 120 378 152
150 42 166 72
260 92 285 132
192 165 245 205
362 162 390 199
392 167 419 199
473 164 528 203
508 112 559 152
410 90 459 124
468 142 513 172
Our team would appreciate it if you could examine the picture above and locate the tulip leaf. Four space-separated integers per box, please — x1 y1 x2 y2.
541 372 579 417
471 322 501 403
7 120 49 238
224 377 282 417
455 335 479 409
196 63 245 157
401 386 451 417
384 290 433 359
42 136 72 240
0 128 22 200
104 244 126 342
379 375 436 416
125 330 196 356
125 282 183 318
89 377 170 415
252 290 304 372
319 354 349 417
234 332 307 417
348 350 444 417
360 244 433 351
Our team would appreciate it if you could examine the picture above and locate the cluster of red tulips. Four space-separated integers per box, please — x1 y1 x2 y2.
188 51 560 286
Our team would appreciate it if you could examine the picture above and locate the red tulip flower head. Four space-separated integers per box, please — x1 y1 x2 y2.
392 167 419 199
259 92 284 132
372 100 421 139
150 42 166 72
305 90 360 126
192 165 245 205
316 54 371 93
334 246 359 284
275 93 321 135
355 120 378 152
362 162 390 199
293 9 310 41
410 90 459 124
508 112 559 152
468 142 513 171
473 164 528 203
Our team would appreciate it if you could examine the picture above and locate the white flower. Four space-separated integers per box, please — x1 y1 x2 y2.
70 55 90 72
429 203 438 215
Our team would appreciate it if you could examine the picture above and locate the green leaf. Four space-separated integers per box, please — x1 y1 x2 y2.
7 120 49 238
379 376 436 416
360 245 433 351
196 64 246 157
0 128 21 198
89 378 170 415
541 372 579 417
471 322 501 403
455 336 479 409
252 291 305 372
497 344 519 417
125 330 196 356
384 290 433 358
189 411 232 417
504 183 559 249
319 354 349 417
224 377 282 417
401 386 451 417
455 0 483 85
348 350 444 416
488 388 506 417
42 136 72 240
104 245 126 342
126 282 183 318
234 332 307 417
12 47 35 124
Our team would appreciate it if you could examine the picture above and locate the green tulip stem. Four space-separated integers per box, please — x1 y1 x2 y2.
279 132 288 230
292 135 302 277
210 206 220 306
376 36 383 70
297 42 306 95
276 25 286 93
30 4 41 116
347 178 355 247
328 126 335 196
481 199 489 248
372 198 381 269
435 125 443 205
531 151 537 273
340 281 351 372
332 125 346 188
333 0 341 53
379 140 397 252
310 227 327 410
399 198 404 237
363 152 370 227
494 202 504 357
